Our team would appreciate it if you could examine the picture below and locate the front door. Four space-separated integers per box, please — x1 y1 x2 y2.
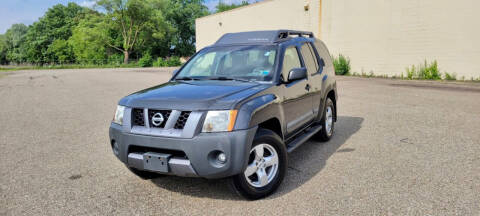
281 46 314 136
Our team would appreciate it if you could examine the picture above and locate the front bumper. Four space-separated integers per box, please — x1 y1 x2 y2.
109 123 257 179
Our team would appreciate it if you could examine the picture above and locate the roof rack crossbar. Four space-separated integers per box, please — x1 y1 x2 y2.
214 30 315 45
276 30 314 41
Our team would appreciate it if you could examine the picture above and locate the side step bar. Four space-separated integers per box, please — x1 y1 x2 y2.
286 124 323 153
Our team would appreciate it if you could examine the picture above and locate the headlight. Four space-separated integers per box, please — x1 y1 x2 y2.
202 110 238 132
113 105 125 125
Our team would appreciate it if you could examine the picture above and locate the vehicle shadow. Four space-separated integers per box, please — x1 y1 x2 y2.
266 116 363 199
150 116 363 200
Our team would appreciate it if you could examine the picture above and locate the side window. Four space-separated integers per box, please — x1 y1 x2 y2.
281 46 302 80
308 43 324 74
314 40 329 69
300 43 318 75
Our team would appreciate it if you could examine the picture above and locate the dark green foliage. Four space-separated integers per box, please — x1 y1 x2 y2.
166 0 209 57
48 39 74 64
153 57 168 67
0 0 209 66
24 3 89 64
68 12 107 64
153 56 182 67
215 1 249 13
138 53 153 67
332 54 351 75
4 24 29 64
167 56 181 66
0 35 6 64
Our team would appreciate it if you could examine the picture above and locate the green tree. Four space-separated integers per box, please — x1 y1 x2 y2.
4 23 29 64
215 0 249 13
24 3 88 64
48 39 74 63
68 13 107 64
0 34 7 64
97 0 163 64
166 0 209 57
134 0 174 59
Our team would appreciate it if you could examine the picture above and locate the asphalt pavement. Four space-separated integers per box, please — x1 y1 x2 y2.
0 68 479 215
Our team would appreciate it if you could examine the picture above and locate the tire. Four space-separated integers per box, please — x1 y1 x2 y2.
314 97 335 141
229 128 287 200
128 167 163 180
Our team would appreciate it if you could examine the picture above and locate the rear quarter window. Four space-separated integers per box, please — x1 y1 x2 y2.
300 43 318 74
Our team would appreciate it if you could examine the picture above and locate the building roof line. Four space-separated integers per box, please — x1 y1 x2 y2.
196 0 275 21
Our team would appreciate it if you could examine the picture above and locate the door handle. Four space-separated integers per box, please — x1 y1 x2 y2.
305 84 310 91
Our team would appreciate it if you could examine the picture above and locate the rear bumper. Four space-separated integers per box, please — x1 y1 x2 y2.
109 123 257 179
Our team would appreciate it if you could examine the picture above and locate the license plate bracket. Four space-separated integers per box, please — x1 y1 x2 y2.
143 152 171 173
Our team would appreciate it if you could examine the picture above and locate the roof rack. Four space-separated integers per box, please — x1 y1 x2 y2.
214 30 314 45
276 30 314 40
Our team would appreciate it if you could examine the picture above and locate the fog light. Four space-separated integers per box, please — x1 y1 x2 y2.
217 152 227 163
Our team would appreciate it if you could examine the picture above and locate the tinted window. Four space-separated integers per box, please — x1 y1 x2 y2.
176 45 277 81
281 46 302 80
307 43 324 73
300 43 318 75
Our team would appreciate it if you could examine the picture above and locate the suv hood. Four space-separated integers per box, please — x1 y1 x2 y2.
119 80 268 110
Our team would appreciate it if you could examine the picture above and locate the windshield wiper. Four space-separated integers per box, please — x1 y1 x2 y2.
175 77 200 81
206 76 251 82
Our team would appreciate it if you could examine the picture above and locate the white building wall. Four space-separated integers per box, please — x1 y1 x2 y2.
322 0 480 79
196 0 480 79
195 0 321 51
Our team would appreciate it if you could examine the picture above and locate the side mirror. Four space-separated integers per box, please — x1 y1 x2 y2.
287 67 307 82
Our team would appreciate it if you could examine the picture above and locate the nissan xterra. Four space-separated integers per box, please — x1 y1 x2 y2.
109 30 337 199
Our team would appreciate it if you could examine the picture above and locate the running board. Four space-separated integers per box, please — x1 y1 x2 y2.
286 124 323 153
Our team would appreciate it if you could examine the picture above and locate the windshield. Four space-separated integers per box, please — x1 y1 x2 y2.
175 45 277 82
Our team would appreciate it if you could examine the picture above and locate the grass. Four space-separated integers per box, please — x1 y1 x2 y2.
345 59 480 82
444 72 457 81
348 72 480 83
0 63 144 71
405 60 442 80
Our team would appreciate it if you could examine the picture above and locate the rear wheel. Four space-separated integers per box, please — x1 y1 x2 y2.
314 98 335 141
230 128 287 200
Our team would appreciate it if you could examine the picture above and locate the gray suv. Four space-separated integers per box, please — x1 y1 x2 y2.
109 30 337 199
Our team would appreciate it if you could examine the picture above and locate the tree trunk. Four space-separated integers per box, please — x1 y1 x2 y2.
123 50 129 64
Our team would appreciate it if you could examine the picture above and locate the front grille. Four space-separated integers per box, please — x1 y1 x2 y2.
132 108 145 126
148 109 171 128
131 108 191 130
174 111 191 129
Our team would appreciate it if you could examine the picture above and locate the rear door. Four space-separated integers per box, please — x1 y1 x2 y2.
300 42 324 118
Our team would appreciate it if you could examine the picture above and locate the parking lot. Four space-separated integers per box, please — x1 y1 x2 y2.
1 68 479 215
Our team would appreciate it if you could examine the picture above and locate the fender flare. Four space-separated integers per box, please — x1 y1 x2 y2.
234 94 285 139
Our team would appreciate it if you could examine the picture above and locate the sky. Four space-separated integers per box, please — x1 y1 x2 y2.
0 0 260 34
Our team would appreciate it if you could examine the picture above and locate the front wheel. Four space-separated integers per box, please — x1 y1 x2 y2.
230 128 287 200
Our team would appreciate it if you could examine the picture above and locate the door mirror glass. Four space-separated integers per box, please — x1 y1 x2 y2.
287 67 307 82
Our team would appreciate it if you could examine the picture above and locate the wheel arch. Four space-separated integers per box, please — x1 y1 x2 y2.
326 89 337 122
257 118 283 140
234 94 285 140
